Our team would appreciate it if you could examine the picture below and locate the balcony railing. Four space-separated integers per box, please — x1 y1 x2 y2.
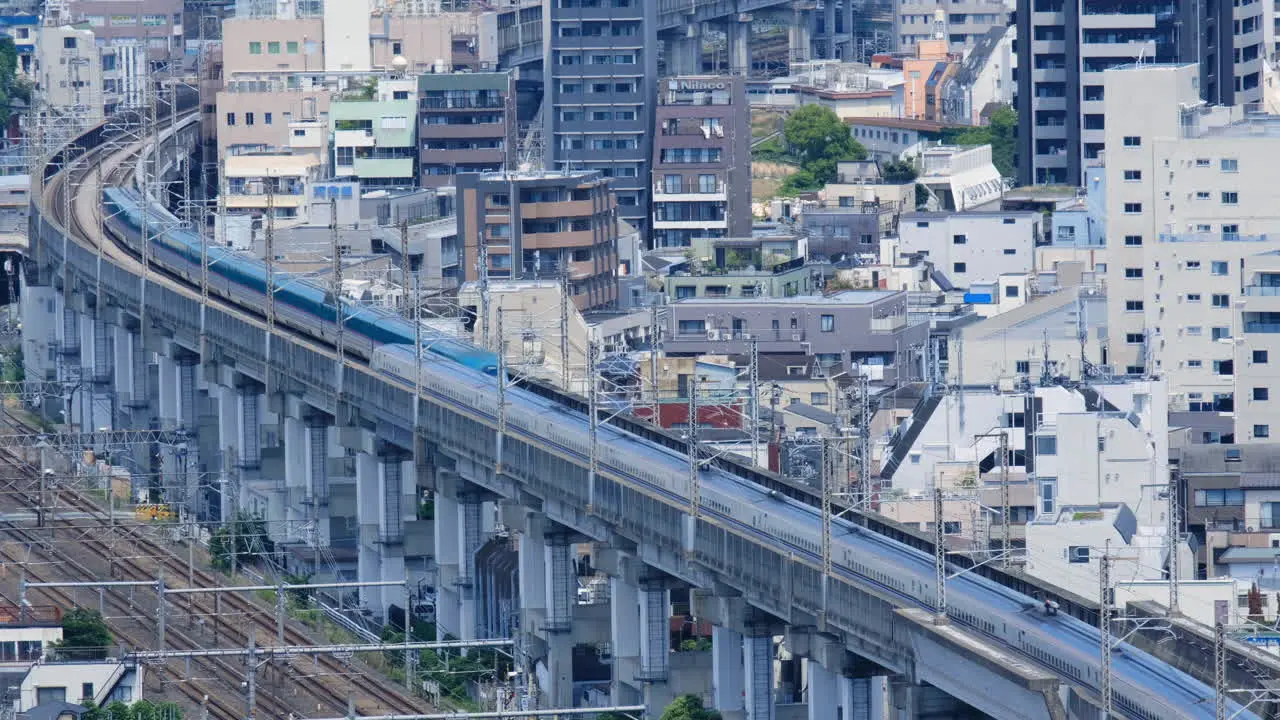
1245 285 1280 296
653 182 727 195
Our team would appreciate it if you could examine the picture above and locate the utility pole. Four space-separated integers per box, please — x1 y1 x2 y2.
820 437 833 625
933 487 946 623
1215 617 1226 720
750 337 760 467
559 271 570 391
1168 463 1181 616
999 431 1010 569
649 304 661 424
688 377 700 525
245 628 257 719
399 220 411 318
477 221 490 351
331 199 344 413
264 174 275 398
156 569 167 650
1100 539 1113 719
495 308 506 476
586 340 599 513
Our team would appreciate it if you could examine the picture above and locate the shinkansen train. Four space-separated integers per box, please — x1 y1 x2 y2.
101 186 1253 720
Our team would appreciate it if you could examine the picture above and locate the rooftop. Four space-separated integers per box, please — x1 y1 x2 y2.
677 289 900 305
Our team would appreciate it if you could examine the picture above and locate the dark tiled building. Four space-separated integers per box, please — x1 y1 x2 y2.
651 75 751 248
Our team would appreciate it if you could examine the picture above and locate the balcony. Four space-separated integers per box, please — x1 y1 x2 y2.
870 314 907 332
521 199 599 219
522 229 597 250
1161 232 1270 243
334 129 375 147
652 183 727 203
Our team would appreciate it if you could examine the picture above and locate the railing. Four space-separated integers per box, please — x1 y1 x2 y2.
419 98 506 110
1245 322 1280 333
1245 286 1280 296
653 183 727 195
1161 232 1269 243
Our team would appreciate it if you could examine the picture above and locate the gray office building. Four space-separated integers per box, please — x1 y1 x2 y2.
1015 0 1264 186
543 1 658 236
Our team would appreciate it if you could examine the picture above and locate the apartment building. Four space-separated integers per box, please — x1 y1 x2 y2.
68 0 183 65
455 170 619 311
330 77 418 189
417 71 513 190
1103 64 1280 443
898 211 1042 288
651 76 751 249
895 0 1008 51
1015 0 1264 186
544 1 657 235
223 152 323 225
34 25 103 126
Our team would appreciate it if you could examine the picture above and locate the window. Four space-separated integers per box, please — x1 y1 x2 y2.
1187 326 1203 335
249 41 262 54
953 262 967 273
1212 327 1231 341
1005 285 1019 297
1212 293 1230 308
1254 387 1269 401
1196 158 1211 167
1123 136 1141 147
1255 350 1269 364
1257 424 1272 439
810 392 829 406
1035 436 1057 455
1125 300 1144 311
1016 360 1031 374
1188 359 1203 368
952 234 967 245
1212 261 1229 275
287 41 299 53
1125 333 1144 344
1125 267 1143 279
678 319 706 334
1222 158 1239 172
268 41 281 54
225 112 235 126
264 113 272 125
1068 546 1090 563
1222 191 1239 205
1196 191 1211 200
1124 235 1143 246
1194 489 1245 506
820 314 835 332
81 683 93 702
1039 477 1057 515
1124 202 1142 214
1003 248 1017 255
245 112 255 126
1186 261 1202 270
1124 170 1142 181
1214 359 1234 375
1187 294 1202 302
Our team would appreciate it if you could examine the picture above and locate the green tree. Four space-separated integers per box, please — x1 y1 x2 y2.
660 694 722 720
944 105 1017 178
0 36 30 128
57 608 113 660
82 700 183 720
881 159 918 184
783 105 865 166
209 512 274 571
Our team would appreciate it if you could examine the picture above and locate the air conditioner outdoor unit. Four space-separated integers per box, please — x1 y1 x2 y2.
791 333 802 341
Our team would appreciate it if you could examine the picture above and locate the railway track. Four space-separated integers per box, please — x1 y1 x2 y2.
0 414 428 717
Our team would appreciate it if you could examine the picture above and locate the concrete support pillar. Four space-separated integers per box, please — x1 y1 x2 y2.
822 0 837 58
214 383 238 520
744 634 775 720
638 585 670 683
129 329 147 413
728 17 752 75
808 660 838 720
843 0 855 59
712 625 744 713
839 675 887 720
888 679 914 720
111 325 130 407
305 421 331 552
540 533 573 708
238 387 262 469
454 494 482 641
433 489 461 639
157 353 178 429
668 26 701 75
87 317 113 432
354 450 379 608
609 576 640 705
789 10 812 64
